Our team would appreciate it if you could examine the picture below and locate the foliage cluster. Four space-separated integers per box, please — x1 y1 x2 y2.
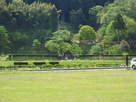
0 0 58 54
0 0 136 55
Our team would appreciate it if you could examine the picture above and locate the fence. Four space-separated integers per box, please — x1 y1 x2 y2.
8 54 136 65
0 54 135 70
9 54 135 59
8 54 58 60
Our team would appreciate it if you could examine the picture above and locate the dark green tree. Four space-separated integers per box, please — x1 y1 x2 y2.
112 14 126 30
70 8 86 27
10 32 28 51
89 5 103 28
0 26 9 53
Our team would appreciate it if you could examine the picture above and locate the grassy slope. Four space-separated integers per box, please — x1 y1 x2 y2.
0 70 136 102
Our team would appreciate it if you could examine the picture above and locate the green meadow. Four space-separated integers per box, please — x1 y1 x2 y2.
0 70 136 102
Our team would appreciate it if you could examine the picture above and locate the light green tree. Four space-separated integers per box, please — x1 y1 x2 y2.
32 39 41 51
97 25 107 41
107 44 121 55
71 44 83 55
45 30 72 55
79 25 96 43
45 30 83 56
60 42 72 54
89 43 105 55
52 30 71 41
45 40 61 54
123 16 136 49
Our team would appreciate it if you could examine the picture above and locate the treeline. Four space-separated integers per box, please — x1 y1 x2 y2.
0 0 136 55
0 0 58 53
5 0 113 28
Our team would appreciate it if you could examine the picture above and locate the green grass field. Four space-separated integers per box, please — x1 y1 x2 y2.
0 70 136 102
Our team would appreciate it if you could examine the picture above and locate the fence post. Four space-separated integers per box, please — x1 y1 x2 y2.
125 55 128 67
9 54 13 60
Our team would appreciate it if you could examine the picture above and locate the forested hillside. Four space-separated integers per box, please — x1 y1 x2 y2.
0 0 136 55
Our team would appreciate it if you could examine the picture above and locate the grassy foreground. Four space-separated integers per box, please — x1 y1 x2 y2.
0 70 136 102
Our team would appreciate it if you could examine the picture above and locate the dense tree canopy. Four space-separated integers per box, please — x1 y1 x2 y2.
0 0 136 55
0 0 58 31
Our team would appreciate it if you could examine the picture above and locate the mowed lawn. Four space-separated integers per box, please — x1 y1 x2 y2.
0 70 136 102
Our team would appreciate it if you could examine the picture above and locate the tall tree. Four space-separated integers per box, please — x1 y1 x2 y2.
0 26 9 53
